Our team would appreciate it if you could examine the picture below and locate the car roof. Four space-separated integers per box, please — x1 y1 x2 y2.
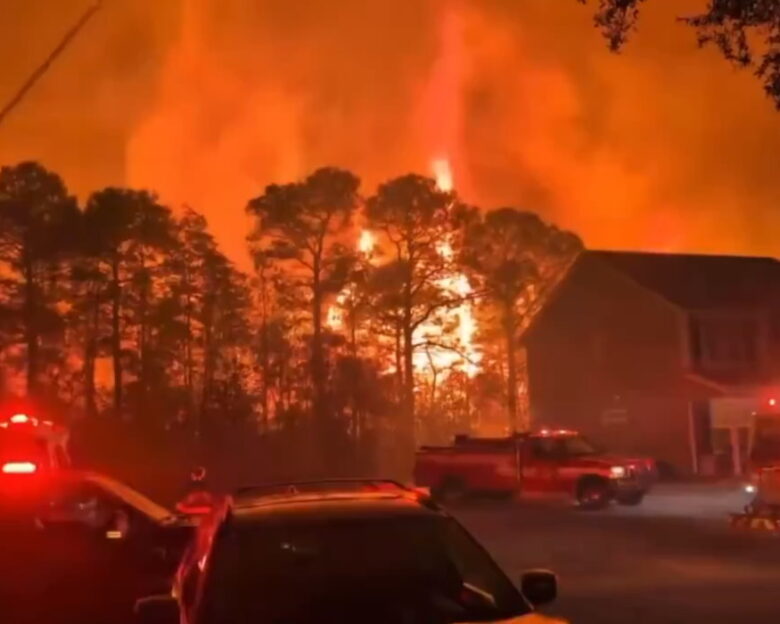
230 491 442 526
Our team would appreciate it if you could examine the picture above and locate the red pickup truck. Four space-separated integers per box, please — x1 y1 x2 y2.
414 429 656 510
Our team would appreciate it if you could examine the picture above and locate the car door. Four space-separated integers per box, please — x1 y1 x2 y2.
520 437 562 496
43 478 161 623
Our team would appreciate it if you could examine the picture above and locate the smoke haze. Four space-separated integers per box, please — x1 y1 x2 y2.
1 0 778 267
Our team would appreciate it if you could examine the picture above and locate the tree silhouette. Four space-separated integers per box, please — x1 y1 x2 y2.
461 209 581 431
0 160 594 478
247 167 360 448
365 174 462 460
69 237 107 417
83 187 173 417
171 207 218 420
0 162 79 396
585 0 780 107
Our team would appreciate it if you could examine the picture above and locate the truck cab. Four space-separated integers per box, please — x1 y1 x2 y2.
415 429 656 510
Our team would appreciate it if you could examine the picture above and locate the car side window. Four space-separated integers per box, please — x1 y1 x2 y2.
441 519 526 616
530 438 560 460
45 481 118 530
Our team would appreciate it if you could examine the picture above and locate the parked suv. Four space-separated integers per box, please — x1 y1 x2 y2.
136 479 558 624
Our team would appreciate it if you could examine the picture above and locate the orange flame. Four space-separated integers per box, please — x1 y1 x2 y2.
413 158 480 377
433 158 454 192
358 230 376 255
325 158 481 380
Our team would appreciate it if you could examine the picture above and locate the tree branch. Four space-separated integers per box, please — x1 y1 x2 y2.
413 340 479 365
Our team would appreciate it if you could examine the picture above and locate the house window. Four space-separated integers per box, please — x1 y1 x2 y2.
689 315 760 372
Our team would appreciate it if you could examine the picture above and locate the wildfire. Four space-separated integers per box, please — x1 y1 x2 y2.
414 159 481 377
325 159 480 378
326 287 351 330
432 158 454 192
358 229 376 255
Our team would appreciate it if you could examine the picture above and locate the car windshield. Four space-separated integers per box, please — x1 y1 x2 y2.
201 514 528 624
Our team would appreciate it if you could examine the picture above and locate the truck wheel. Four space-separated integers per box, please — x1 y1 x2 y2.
616 490 645 506
433 476 466 504
576 477 611 511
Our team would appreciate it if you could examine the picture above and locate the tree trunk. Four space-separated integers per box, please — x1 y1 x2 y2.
311 264 325 416
503 304 518 434
310 257 328 469
401 298 416 471
259 272 269 433
348 306 357 357
84 292 99 418
138 253 150 407
200 310 213 438
23 259 39 396
184 287 193 409
426 349 438 412
110 255 123 416
394 322 403 398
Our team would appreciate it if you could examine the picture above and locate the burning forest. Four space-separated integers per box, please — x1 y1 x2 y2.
0 157 579 476
0 0 778 476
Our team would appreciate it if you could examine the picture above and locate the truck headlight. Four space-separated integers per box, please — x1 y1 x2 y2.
610 466 627 479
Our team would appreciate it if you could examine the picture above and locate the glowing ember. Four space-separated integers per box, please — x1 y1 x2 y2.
432 158 454 192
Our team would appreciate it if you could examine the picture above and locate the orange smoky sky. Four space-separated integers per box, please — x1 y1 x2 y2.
0 0 779 269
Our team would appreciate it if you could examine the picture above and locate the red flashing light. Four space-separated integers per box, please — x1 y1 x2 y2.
2 461 37 474
9 414 30 424
770 399 777 407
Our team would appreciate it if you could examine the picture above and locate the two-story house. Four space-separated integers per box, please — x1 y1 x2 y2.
523 250 780 477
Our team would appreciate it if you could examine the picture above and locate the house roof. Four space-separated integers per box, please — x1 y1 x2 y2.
589 250 780 310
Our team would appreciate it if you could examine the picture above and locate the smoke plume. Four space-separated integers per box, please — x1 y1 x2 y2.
1 0 779 267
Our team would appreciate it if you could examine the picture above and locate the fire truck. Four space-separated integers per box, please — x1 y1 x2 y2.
414 429 656 510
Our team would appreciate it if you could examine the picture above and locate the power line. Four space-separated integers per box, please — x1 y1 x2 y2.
0 1 103 130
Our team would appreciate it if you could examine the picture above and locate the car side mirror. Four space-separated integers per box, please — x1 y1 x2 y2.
520 569 557 607
134 594 179 624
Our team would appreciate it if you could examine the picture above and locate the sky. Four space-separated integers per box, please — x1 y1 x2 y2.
0 0 778 269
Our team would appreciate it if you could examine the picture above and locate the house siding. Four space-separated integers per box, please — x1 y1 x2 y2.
525 254 694 474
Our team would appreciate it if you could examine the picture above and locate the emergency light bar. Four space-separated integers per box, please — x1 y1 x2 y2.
2 461 37 474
